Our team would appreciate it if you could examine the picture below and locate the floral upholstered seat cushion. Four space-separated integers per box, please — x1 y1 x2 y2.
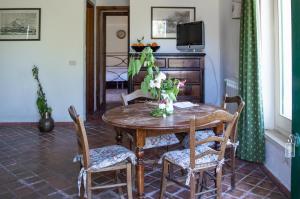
75 145 136 197
74 145 136 171
159 146 218 170
183 130 215 149
143 134 180 149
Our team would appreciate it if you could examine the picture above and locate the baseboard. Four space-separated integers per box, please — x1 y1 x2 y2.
0 122 73 127
261 165 291 198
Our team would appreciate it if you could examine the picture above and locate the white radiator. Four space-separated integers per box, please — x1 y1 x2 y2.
224 78 239 114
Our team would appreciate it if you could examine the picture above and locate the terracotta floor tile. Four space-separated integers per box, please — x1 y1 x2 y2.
226 188 246 198
241 176 262 186
235 181 254 191
251 186 272 197
242 193 264 199
266 191 288 199
0 121 288 199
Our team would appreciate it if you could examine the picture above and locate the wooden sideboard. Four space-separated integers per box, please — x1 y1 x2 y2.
128 53 205 103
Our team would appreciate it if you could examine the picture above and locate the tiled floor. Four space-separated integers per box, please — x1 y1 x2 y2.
0 121 288 199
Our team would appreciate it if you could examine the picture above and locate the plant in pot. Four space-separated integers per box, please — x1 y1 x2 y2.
32 65 54 132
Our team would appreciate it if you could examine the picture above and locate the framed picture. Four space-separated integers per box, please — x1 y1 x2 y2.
232 0 242 19
151 7 195 39
0 8 41 41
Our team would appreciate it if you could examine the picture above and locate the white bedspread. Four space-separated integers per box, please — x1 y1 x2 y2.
106 66 128 82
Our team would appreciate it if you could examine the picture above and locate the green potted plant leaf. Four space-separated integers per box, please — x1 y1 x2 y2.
32 65 54 132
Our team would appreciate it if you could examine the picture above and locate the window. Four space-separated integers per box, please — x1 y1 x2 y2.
278 0 292 120
259 0 291 135
275 0 292 133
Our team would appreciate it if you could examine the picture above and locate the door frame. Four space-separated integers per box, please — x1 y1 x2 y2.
86 0 95 119
291 0 300 198
96 6 129 111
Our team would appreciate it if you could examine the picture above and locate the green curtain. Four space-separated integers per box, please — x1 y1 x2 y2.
237 0 265 163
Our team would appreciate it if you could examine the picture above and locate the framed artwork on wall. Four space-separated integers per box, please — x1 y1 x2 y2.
0 8 41 41
232 0 242 19
151 7 195 39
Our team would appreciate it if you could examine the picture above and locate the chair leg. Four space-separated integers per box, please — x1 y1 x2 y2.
126 163 133 199
116 170 125 199
190 172 196 199
230 147 236 189
196 171 204 199
216 168 223 199
159 160 169 199
131 163 136 191
87 171 92 199
169 164 174 179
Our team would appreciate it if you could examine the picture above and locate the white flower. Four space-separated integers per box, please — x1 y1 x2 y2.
154 80 161 88
149 80 155 88
156 72 166 81
159 103 166 109
144 61 148 67
161 93 168 100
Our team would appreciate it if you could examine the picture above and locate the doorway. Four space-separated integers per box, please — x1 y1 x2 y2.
96 6 129 112
86 0 95 119
104 14 129 109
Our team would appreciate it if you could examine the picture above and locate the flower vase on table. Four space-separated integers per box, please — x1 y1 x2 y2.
128 47 185 117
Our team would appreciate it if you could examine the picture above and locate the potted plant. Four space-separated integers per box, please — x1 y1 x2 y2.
32 65 54 132
128 47 185 117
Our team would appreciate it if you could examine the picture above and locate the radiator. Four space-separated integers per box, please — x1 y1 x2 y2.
224 78 239 114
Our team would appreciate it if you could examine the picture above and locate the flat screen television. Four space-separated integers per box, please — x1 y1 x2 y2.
176 21 205 52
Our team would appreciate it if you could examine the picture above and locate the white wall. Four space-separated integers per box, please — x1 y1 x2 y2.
106 16 128 67
219 0 240 81
0 0 86 122
130 0 222 105
265 131 291 190
106 16 128 54
97 0 129 6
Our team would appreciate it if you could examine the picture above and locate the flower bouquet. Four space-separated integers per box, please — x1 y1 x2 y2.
128 47 185 117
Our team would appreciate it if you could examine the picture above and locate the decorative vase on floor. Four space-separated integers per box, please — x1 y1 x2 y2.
38 112 54 132
32 65 54 132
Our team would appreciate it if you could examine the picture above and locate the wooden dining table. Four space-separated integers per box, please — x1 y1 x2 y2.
102 102 223 199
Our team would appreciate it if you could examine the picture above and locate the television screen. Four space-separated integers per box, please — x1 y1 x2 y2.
176 21 205 51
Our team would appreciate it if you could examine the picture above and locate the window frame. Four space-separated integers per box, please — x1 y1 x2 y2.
274 0 292 135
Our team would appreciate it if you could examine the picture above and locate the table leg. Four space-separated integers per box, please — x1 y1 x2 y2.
115 127 123 145
135 129 146 199
136 147 145 199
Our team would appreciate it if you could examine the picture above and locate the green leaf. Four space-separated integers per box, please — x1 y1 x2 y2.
168 92 177 101
147 67 153 76
141 81 148 93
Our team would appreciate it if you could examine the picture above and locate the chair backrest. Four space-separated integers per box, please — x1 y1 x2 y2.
121 89 154 106
222 95 245 143
68 106 90 169
189 110 239 169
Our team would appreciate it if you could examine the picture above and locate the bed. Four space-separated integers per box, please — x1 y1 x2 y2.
106 53 128 89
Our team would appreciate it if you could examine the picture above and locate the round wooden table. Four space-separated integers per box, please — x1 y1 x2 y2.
102 103 223 199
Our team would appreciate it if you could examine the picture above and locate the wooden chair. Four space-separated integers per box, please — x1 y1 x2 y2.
159 110 239 199
121 89 180 150
121 89 154 106
222 95 245 189
68 106 135 199
182 95 245 189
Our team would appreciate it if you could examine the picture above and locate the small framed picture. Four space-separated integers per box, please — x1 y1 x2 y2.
0 8 41 41
151 7 195 39
232 0 242 19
